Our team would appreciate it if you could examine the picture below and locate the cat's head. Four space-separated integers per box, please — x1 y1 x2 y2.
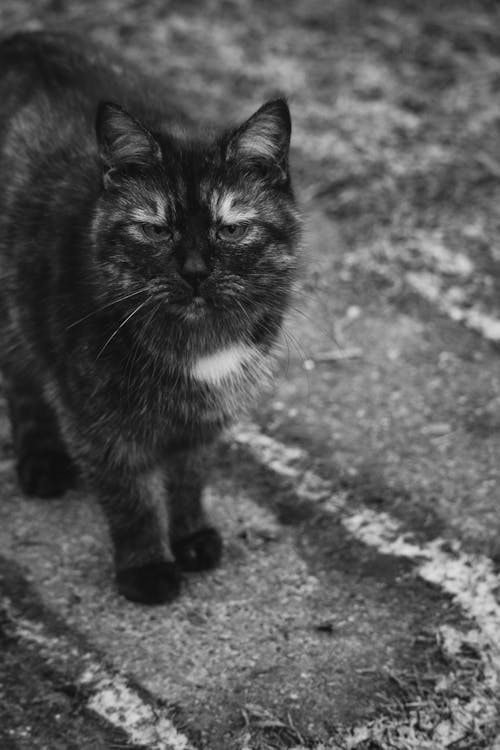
91 99 300 357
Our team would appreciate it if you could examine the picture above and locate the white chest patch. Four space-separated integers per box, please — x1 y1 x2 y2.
191 344 256 385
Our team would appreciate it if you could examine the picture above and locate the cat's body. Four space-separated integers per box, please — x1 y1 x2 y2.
0 31 300 603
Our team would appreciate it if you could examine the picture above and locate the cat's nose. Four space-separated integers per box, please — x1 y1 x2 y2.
179 253 209 290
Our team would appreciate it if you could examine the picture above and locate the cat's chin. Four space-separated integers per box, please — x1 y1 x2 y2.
177 296 208 322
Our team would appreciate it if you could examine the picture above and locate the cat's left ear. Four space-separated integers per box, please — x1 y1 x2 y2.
96 102 162 188
226 98 291 183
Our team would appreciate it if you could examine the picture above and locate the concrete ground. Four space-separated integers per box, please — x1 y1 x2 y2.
1 1 500 748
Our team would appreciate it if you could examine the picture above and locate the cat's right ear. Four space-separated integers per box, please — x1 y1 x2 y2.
95 102 162 188
226 99 291 183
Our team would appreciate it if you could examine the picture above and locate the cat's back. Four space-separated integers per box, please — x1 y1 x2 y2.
0 32 133 325
0 32 185 207
0 31 183 245
0 31 181 135
0 32 108 132
0 32 113 192
0 31 134 105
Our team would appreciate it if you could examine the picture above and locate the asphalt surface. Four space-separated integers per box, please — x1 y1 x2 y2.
1 1 500 749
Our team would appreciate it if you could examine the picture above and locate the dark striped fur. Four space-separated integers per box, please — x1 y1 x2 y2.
0 31 300 603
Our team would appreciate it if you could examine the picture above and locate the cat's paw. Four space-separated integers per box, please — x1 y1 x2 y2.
116 560 182 605
17 449 77 498
173 527 223 572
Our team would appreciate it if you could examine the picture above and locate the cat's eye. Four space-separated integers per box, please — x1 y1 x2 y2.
139 223 172 242
217 224 249 241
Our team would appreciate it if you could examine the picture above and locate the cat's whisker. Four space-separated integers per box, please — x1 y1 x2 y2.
258 296 338 347
65 287 150 330
140 299 165 395
231 289 315 365
227 287 309 363
125 304 150 396
95 299 150 360
280 327 309 362
253 314 313 394
232 298 254 331
286 305 340 346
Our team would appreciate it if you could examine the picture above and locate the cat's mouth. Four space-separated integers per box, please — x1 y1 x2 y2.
174 294 208 321
188 295 207 311
167 282 248 325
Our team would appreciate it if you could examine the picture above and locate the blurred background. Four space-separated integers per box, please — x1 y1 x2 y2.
2 2 500 749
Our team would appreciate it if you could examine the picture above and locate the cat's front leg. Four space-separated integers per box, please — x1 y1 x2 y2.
96 465 182 605
166 445 223 573
4 373 77 498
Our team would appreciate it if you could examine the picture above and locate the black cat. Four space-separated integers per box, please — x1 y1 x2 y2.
0 31 300 604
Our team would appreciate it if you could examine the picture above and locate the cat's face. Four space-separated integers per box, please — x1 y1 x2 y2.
91 100 300 355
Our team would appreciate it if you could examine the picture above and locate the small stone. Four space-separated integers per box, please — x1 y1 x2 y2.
346 305 361 319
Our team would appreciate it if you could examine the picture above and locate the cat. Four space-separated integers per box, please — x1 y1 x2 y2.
0 30 300 604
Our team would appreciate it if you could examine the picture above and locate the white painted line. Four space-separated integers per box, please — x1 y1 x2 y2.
344 510 500 658
4 423 500 750
81 666 194 750
233 424 500 749
5 602 196 750
343 510 500 748
233 424 500 657
339 231 500 344
406 270 500 343
232 423 340 505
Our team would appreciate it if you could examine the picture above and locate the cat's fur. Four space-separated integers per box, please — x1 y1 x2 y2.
0 31 300 604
